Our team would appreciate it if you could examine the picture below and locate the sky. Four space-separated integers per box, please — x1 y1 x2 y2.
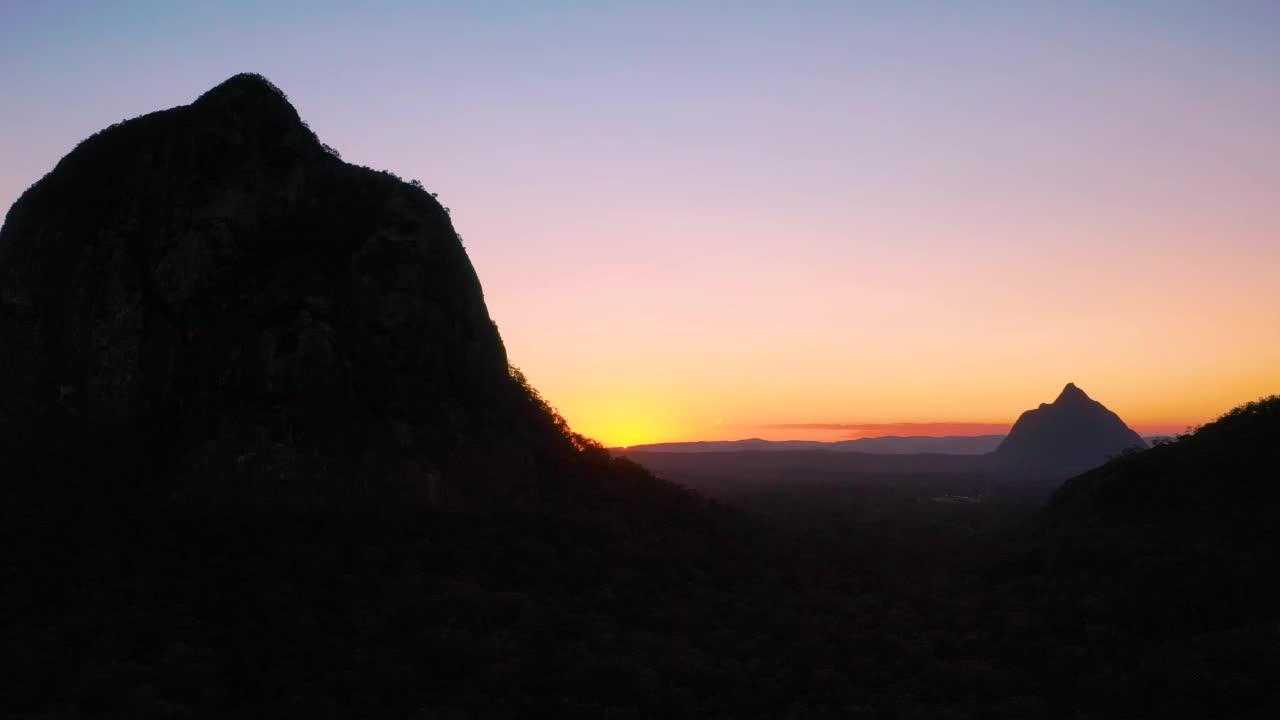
2 1 1278 447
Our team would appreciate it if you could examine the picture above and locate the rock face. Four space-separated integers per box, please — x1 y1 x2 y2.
0 74 567 504
992 383 1147 478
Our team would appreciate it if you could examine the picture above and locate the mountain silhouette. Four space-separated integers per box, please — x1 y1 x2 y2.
990 382 1146 478
0 73 677 508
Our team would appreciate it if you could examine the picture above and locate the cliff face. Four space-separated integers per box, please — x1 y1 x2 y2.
992 383 1147 478
0 74 562 504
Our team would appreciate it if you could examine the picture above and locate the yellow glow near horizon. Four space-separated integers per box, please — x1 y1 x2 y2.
515 354 1279 449
557 393 677 448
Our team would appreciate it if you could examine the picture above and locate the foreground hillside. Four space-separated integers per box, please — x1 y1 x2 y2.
5 398 1278 718
1049 394 1280 529
987 396 1280 718
1030 395 1280 639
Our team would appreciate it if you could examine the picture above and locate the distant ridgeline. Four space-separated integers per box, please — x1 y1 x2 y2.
619 435 1007 455
0 73 687 510
621 384 1149 484
622 381 1162 504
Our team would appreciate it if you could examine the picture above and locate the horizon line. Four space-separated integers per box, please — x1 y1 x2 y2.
613 421 1192 448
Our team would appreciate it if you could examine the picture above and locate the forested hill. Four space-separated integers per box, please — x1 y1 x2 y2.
978 395 1280 719
1047 394 1280 532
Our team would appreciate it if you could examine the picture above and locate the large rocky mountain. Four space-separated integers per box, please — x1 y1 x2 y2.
0 73 608 506
991 382 1146 477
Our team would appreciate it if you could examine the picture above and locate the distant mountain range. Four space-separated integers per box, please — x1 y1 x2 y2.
621 383 1150 486
618 435 1005 455
620 384 1150 471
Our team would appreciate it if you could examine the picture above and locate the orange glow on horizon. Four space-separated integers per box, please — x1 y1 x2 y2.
483 211 1279 450
530 370 1279 449
567 412 1258 449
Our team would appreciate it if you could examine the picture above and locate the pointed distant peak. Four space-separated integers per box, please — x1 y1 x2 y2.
994 381 1147 471
1055 382 1092 404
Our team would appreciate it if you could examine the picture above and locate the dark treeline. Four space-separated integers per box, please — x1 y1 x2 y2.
3 397 1278 718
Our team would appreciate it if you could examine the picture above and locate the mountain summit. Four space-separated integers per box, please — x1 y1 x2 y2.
1055 382 1090 404
0 73 620 506
992 382 1146 477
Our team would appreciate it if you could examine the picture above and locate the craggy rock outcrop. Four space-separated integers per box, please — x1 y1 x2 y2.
0 74 569 505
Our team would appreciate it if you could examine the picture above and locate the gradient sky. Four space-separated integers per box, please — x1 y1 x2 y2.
3 1 1278 446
